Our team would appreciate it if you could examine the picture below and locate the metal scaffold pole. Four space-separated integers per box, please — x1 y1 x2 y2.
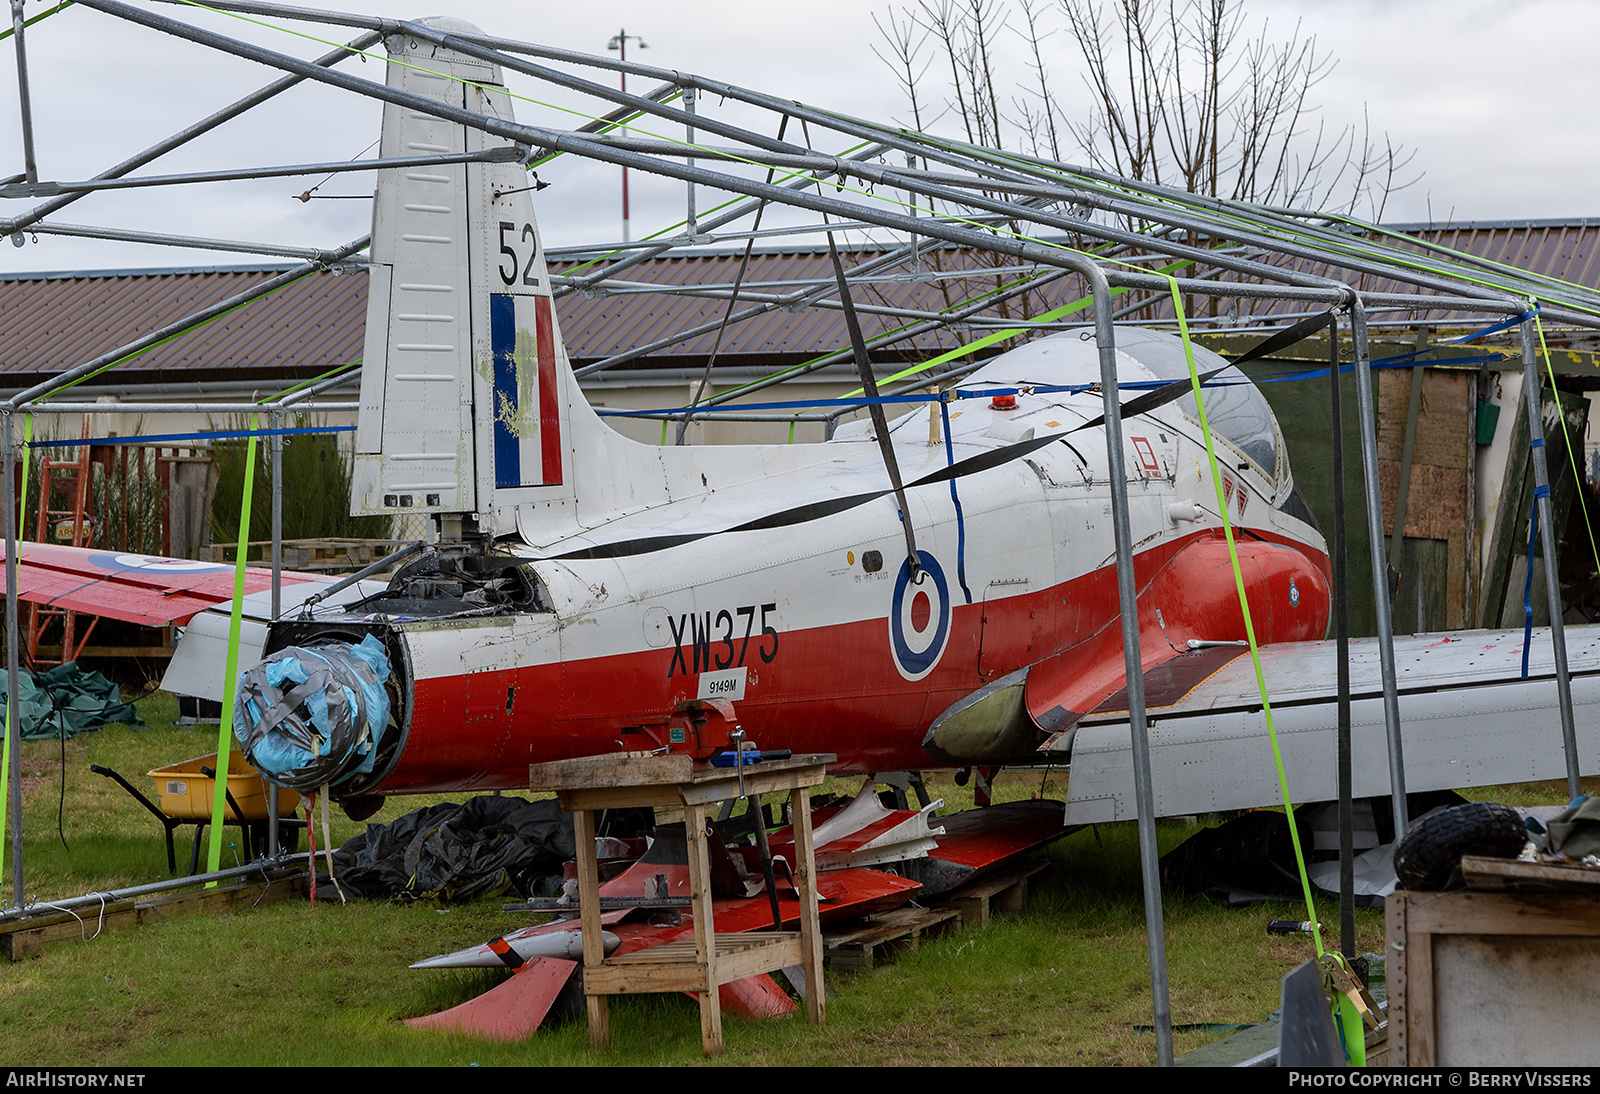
1349 299 1410 836
1330 315 1356 960
1088 274 1174 1067
4 409 23 911
1521 318 1583 799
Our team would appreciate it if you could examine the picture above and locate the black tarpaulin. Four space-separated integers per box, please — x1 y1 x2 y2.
328 795 576 904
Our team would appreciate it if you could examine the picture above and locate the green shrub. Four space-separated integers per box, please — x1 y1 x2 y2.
210 415 391 544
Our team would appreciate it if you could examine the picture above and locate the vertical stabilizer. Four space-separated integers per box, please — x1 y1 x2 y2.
353 19 582 540
353 21 855 549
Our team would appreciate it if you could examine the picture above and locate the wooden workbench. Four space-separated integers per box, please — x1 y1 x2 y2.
530 751 832 1055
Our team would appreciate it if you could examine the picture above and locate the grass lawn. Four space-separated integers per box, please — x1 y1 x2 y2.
0 691 1582 1067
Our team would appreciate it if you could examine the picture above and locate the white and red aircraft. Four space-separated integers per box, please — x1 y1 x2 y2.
11 25 1595 820
9 28 1327 808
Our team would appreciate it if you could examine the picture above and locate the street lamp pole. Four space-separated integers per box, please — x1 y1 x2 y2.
606 28 648 243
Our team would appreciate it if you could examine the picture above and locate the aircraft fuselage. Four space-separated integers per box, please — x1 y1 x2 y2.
286 335 1332 802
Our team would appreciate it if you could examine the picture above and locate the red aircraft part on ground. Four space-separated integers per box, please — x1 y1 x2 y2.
922 800 1077 871
403 862 920 1035
0 542 322 627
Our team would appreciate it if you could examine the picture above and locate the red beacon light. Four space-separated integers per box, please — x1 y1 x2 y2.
990 393 1017 410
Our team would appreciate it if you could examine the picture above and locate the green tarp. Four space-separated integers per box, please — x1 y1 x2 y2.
0 661 141 740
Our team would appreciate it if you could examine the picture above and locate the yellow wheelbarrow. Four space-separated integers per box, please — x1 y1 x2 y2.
91 752 304 874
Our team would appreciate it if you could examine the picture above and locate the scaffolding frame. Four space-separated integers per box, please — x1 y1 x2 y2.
5 0 1600 1064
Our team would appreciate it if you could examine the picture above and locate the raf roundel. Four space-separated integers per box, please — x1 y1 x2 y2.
889 550 952 681
92 553 233 574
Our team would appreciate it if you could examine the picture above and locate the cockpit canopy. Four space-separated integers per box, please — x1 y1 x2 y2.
977 326 1285 483
1112 327 1282 481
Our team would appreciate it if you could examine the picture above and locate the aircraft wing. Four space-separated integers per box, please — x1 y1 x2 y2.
0 542 324 628
1053 626 1600 823
1022 625 1250 735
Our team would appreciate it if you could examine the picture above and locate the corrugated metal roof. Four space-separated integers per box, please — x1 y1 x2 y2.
549 247 1068 368
4 220 1597 386
1393 222 1600 302
0 267 368 382
1138 222 1600 327
0 246 1069 384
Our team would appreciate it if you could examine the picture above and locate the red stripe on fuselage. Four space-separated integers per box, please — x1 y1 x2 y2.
376 527 1330 793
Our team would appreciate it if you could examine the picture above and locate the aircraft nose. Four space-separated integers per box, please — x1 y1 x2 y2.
1152 536 1331 646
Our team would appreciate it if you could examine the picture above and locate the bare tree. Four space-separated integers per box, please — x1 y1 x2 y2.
874 2 1070 347
882 0 1417 221
1013 0 1065 162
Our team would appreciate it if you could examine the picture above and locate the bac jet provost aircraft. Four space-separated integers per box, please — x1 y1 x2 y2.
14 26 1331 813
13 23 1594 821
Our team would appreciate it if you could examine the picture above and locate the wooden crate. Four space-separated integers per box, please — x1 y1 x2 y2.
1388 886 1600 1065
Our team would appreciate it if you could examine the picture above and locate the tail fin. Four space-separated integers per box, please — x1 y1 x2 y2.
353 21 849 548
352 18 592 542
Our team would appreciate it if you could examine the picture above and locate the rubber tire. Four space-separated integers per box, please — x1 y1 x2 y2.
1393 802 1528 891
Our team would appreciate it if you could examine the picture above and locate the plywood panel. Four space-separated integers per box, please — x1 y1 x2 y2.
1377 369 1473 470
1433 935 1600 1065
1378 462 1470 540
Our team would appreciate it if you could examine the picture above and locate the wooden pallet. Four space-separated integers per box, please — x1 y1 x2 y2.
823 904 962 975
935 855 1051 926
207 538 414 571
0 871 307 961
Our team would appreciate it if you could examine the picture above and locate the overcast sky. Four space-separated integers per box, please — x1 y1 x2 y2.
1 0 1595 274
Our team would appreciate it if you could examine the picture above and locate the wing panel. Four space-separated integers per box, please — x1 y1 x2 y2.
1057 625 1600 823
2 543 322 627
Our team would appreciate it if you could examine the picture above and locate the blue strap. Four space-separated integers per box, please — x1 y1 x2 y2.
605 307 1530 422
596 351 1505 420
1522 489 1550 678
940 398 973 605
28 424 355 448
1523 507 1538 680
1377 309 1538 366
1244 352 1503 388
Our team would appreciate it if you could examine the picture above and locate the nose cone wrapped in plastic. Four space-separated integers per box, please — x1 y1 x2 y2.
233 635 392 791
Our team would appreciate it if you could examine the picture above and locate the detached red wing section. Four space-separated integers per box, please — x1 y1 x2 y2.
0 542 322 627
928 799 1076 873
402 956 578 1040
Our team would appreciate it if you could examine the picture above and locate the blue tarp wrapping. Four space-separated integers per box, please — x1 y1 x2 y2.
233 635 391 790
